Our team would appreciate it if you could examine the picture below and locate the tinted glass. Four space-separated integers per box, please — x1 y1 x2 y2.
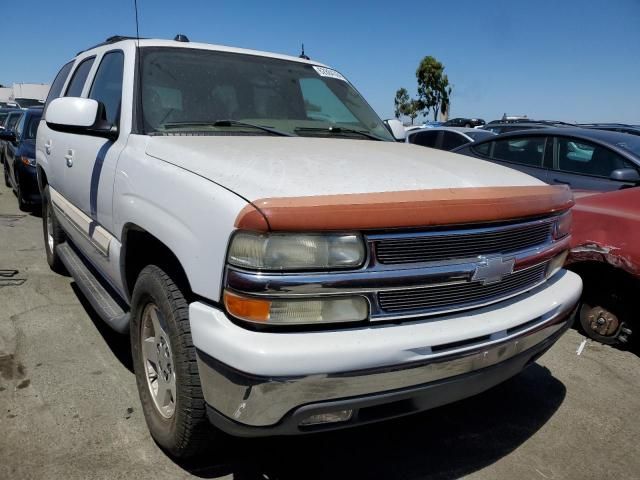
14 112 26 138
557 138 634 177
410 130 439 147
65 57 95 97
24 113 42 140
140 48 393 140
89 51 124 125
0 112 7 124
472 141 491 156
492 137 545 166
44 61 73 114
465 130 495 141
441 131 468 150
6 112 21 131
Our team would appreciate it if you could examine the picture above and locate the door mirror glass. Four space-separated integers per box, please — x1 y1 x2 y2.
610 168 640 183
384 119 406 141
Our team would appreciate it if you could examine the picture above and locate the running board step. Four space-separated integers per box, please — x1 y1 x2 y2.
56 243 130 334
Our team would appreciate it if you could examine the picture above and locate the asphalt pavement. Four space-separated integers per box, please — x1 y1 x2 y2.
0 179 639 480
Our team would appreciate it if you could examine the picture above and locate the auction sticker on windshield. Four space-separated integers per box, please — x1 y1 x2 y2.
313 65 347 81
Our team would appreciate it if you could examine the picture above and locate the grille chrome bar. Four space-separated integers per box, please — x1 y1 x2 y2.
371 217 555 266
378 264 546 313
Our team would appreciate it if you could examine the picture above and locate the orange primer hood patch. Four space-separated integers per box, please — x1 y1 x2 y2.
235 185 574 232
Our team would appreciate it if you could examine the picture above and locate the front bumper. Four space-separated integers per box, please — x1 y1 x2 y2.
190 270 581 433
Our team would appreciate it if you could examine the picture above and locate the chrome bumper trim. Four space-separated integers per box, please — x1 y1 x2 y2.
196 303 576 427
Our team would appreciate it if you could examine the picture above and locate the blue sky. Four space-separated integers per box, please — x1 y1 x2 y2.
3 0 639 123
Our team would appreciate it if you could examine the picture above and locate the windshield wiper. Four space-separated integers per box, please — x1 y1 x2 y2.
294 126 385 141
162 120 294 137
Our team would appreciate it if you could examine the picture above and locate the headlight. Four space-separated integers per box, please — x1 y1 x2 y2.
20 156 36 167
227 231 366 270
224 290 369 325
553 211 572 239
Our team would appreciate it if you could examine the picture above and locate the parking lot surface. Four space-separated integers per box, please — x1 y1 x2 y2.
0 181 639 480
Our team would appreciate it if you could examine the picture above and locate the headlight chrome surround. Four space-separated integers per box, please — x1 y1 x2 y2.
227 231 366 271
553 210 572 240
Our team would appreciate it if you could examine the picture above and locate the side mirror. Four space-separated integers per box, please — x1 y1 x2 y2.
610 168 640 183
384 119 406 141
45 97 117 140
0 130 16 142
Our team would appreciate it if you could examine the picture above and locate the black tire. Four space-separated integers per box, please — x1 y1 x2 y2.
3 160 10 187
42 185 66 273
130 265 212 458
16 174 30 212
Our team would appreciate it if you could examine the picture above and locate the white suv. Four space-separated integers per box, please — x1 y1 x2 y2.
36 35 582 458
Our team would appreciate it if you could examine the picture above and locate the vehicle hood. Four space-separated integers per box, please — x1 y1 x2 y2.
145 136 544 201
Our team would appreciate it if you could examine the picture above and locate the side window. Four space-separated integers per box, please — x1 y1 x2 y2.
43 61 73 115
299 78 357 123
65 57 95 97
491 136 545 167
14 113 26 139
6 113 21 131
472 141 492 156
442 131 468 150
557 137 633 177
410 130 439 147
89 51 125 125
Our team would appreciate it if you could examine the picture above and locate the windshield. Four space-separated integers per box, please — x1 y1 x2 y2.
139 47 393 141
615 136 640 157
15 98 43 108
6 113 21 130
466 130 496 141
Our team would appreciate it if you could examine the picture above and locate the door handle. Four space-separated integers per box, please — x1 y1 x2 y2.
64 149 74 168
44 140 52 155
553 178 571 186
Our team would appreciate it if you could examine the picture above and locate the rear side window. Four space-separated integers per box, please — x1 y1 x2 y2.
65 57 95 97
441 131 468 150
43 61 73 115
492 137 545 167
89 51 125 125
410 130 439 147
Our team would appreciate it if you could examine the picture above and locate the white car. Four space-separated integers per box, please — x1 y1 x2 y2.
406 126 496 151
36 35 581 458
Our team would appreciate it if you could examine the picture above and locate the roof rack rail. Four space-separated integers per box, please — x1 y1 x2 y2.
76 35 143 56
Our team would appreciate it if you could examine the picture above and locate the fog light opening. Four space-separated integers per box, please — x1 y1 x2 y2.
299 409 353 427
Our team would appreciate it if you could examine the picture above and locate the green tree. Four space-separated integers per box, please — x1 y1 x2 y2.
416 56 452 121
394 88 410 119
406 99 424 125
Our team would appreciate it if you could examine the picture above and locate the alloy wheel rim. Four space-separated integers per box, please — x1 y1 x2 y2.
140 303 176 419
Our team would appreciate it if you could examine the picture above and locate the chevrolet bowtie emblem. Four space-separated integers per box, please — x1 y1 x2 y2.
472 256 515 285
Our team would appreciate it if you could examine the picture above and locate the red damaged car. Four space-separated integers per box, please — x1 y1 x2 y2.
567 188 640 346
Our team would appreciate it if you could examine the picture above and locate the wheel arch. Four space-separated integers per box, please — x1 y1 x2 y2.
120 223 193 302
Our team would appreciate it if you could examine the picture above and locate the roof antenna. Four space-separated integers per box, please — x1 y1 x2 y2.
133 0 145 134
299 43 310 60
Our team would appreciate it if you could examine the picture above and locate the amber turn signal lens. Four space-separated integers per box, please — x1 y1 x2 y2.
224 290 271 323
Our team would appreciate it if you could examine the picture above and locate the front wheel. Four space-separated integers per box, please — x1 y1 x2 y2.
42 185 66 273
130 265 213 458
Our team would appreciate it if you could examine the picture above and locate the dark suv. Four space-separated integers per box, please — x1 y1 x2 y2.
1 108 43 210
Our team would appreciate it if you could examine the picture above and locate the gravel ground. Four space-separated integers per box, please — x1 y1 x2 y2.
0 180 638 480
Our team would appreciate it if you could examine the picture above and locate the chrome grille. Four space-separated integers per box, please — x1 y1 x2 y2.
374 220 553 265
378 263 547 314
